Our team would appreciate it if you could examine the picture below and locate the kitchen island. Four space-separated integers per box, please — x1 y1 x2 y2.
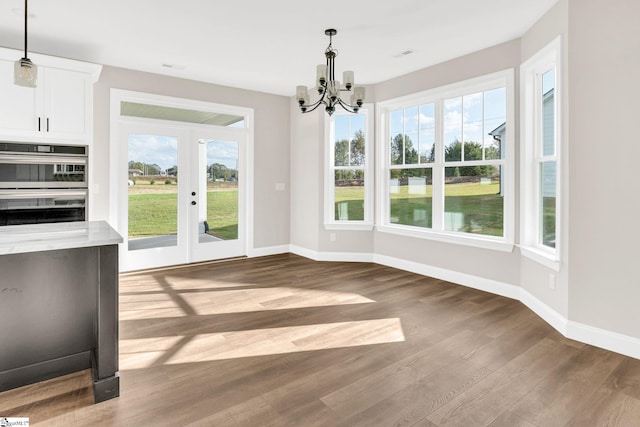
0 221 122 403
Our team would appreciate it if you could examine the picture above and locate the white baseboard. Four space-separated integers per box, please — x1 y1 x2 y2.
519 289 568 335
373 254 521 300
289 245 373 263
567 321 640 360
287 247 640 360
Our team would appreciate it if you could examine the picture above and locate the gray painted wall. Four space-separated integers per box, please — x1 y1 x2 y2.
568 0 640 338
520 0 570 318
289 99 322 250
92 66 291 250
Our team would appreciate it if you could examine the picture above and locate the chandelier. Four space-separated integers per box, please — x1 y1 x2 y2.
296 29 365 116
14 0 37 88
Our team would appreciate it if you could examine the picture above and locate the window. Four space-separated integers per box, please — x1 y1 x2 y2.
325 108 373 229
520 37 561 269
377 70 514 251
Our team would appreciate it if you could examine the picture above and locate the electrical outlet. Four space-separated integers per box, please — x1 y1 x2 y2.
549 273 556 290
329 233 336 242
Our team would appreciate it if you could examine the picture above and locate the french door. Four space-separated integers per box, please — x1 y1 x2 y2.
118 121 246 271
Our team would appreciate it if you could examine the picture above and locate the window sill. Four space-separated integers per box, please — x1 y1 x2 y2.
376 224 515 252
324 222 374 231
519 245 561 271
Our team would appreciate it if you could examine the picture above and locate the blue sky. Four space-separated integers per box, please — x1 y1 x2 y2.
128 134 238 171
388 87 507 159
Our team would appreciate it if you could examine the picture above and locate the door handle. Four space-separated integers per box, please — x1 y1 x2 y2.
191 201 197 206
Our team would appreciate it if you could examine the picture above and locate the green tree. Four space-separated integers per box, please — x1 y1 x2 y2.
335 129 365 167
335 139 349 166
390 134 418 165
209 163 229 180
128 161 144 172
350 130 365 166
146 163 161 176
444 140 496 177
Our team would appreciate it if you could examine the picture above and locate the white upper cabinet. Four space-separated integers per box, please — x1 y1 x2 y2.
0 59 40 133
0 48 101 143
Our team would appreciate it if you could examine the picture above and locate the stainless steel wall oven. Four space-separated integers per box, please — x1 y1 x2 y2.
0 142 88 225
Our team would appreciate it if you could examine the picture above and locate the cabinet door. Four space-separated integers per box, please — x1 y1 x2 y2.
44 68 89 138
0 59 41 133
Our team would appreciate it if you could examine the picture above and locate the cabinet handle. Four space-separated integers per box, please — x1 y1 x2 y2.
38 117 41 131
46 118 50 132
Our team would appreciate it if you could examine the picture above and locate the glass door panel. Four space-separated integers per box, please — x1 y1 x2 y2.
127 134 179 251
199 139 238 243
119 122 190 272
191 131 244 262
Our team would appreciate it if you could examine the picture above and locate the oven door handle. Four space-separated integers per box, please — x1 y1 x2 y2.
0 189 88 199
0 154 87 165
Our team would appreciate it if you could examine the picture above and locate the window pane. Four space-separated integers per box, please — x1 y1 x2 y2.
540 161 556 248
485 87 506 160
389 168 432 228
463 93 483 160
205 140 239 241
444 166 503 236
334 115 349 166
334 170 365 221
419 103 435 163
444 97 462 161
349 114 366 167
390 109 404 164
128 134 178 250
542 68 555 156
404 106 419 165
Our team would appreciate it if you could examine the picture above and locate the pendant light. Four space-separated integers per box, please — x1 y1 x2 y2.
296 29 365 116
14 0 37 88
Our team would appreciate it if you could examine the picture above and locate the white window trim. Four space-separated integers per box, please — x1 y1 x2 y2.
376 70 515 252
520 36 562 271
324 104 374 230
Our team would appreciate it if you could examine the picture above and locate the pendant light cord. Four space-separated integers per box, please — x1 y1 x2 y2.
23 0 28 58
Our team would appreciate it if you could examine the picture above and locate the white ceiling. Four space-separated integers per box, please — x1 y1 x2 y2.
1 0 559 97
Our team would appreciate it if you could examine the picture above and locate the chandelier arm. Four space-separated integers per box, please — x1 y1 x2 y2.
300 91 328 113
300 100 327 114
335 98 360 114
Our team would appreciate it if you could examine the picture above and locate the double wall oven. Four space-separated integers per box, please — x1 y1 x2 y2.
0 142 88 226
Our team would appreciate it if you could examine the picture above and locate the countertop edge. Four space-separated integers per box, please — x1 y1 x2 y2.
0 221 123 256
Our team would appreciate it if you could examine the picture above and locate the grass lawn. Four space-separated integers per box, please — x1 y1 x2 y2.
128 184 238 240
334 186 365 220
335 181 504 237
129 181 510 241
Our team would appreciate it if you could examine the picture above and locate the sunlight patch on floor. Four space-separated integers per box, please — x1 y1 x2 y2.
120 318 405 369
119 286 375 320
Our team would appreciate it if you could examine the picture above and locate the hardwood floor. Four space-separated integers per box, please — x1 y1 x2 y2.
2 253 640 426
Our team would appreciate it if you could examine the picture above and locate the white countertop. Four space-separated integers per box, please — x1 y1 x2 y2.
0 221 123 255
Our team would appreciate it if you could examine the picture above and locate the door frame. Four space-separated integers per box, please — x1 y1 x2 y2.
109 89 254 272
189 126 247 263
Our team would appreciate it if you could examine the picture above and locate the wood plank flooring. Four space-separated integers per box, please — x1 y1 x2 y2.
2 253 640 426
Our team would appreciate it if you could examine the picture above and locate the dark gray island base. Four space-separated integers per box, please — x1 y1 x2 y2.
0 221 122 403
